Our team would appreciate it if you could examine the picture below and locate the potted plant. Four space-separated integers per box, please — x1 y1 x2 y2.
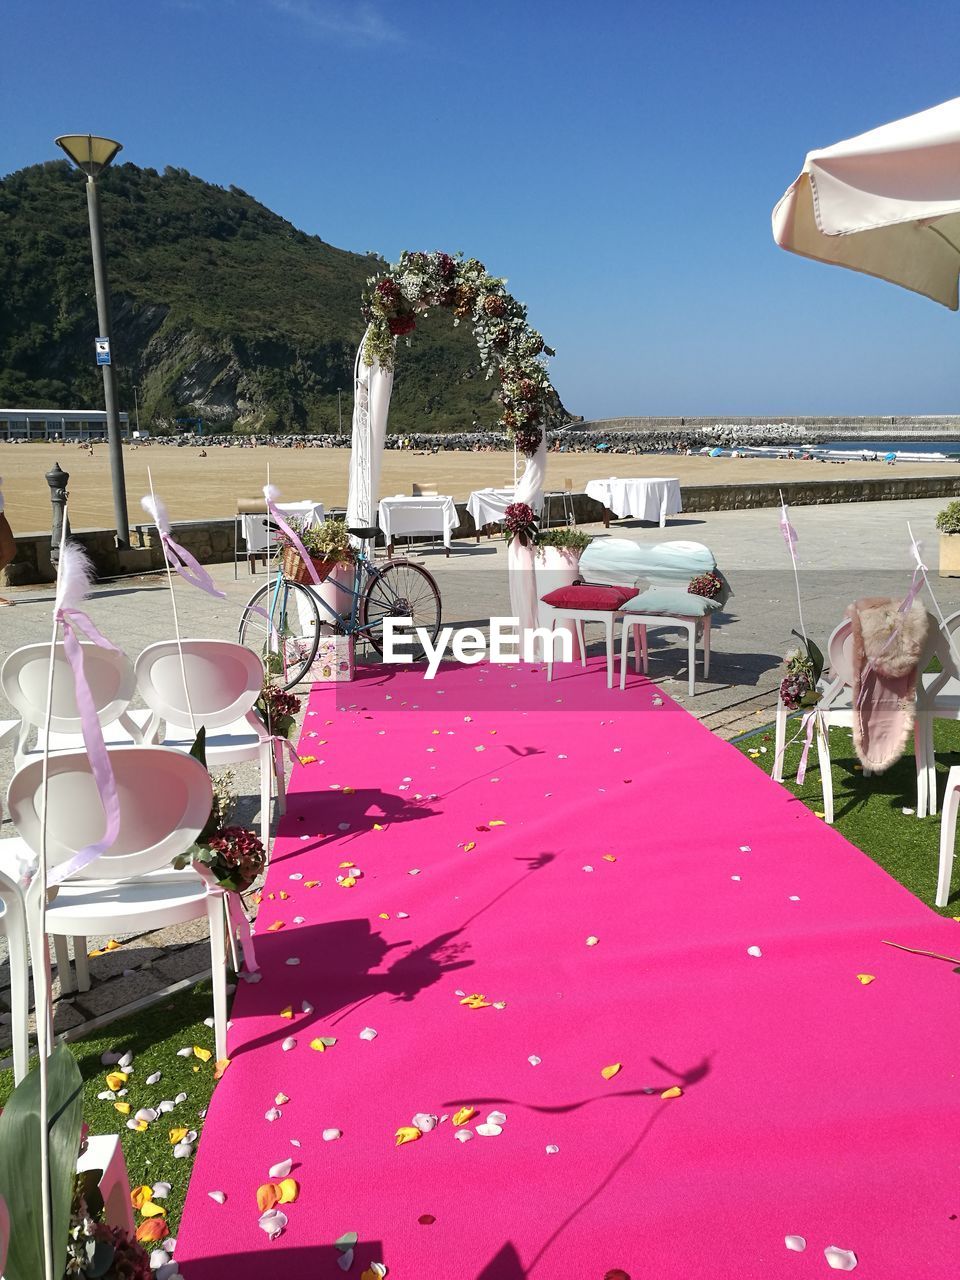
0 1046 153 1280
277 517 354 585
936 500 960 577
535 528 592 630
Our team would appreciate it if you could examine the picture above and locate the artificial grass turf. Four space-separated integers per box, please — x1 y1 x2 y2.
0 982 218 1235
739 715 960 916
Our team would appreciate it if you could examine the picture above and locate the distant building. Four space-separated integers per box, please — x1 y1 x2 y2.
0 408 131 441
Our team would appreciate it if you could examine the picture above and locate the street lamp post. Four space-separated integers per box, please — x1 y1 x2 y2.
338 387 343 436
55 133 129 546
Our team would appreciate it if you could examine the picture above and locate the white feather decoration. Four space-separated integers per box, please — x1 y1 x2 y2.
141 493 171 534
54 541 97 614
263 483 281 504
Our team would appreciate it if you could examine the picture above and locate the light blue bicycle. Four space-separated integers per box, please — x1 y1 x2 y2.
238 525 442 689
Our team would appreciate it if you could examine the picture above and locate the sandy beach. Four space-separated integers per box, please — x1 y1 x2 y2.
2 441 960 532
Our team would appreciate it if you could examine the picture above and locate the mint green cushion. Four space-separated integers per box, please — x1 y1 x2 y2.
621 587 721 617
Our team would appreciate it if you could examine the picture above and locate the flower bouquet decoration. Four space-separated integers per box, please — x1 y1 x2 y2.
688 570 724 600
503 502 538 548
256 682 301 739
780 632 824 710
174 739 266 894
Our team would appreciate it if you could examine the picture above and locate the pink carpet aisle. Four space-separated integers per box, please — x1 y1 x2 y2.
176 658 960 1279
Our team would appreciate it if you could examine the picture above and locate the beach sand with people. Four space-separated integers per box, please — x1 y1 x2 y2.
2 441 959 531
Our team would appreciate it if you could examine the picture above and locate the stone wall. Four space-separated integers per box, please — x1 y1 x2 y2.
4 473 960 586
575 415 960 439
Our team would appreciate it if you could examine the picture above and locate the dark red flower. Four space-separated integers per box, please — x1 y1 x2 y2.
388 314 417 336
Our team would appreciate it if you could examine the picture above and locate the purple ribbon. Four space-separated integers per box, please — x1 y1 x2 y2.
795 708 820 786
46 608 123 886
264 500 324 587
159 531 226 599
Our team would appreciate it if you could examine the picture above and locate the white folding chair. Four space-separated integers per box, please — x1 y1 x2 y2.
1 642 152 996
773 616 940 824
914 608 960 817
0 819 30 1082
134 640 283 850
5 746 229 1063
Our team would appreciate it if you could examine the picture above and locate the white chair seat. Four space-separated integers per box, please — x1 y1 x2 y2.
20 709 156 758
159 716 263 759
47 872 212 936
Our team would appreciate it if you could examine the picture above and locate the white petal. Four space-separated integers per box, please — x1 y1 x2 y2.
118 1051 134 1069
203 1017 214 1028
337 1249 354 1272
282 1037 297 1051
408 868 421 875
824 1246 858 1271
322 1128 342 1141
289 873 303 880
475 1122 502 1137
359 1027 378 1041
396 912 409 919
265 1108 282 1122
175 1091 187 1102
784 1236 806 1252
147 1071 162 1085
185 1130 198 1142
152 1183 171 1200
150 1248 168 1269
582 865 594 873
97 1090 116 1101
528 1055 541 1066
545 1144 560 1154
485 1110 507 1125
172 1142 193 1159
163 1238 177 1254
176 1047 192 1058
125 1120 140 1131
156 1264 179 1280
135 1108 158 1123
285 957 300 966
412 1113 438 1133
747 945 763 958
290 1139 301 1148
258 1209 287 1239
454 1129 473 1142
293 916 305 925
368 1265 387 1278
301 1001 314 1014
159 1100 176 1114
275 1093 289 1106
269 1159 293 1179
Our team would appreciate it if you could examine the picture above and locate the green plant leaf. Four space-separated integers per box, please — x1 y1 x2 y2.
84 1238 115 1278
188 726 207 768
0 1044 84 1280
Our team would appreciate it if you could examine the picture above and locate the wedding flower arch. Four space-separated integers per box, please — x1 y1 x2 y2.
360 250 558 457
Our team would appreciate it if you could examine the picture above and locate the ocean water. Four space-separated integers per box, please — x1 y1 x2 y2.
828 439 960 456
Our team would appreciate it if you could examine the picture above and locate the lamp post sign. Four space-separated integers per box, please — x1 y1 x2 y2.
95 337 111 366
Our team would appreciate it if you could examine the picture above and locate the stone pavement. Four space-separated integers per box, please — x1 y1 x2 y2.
3 495 959 1059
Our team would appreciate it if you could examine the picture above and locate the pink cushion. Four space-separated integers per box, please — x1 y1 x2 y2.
540 584 638 611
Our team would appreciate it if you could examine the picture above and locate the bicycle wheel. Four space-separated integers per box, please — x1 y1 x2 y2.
238 578 320 690
361 559 442 658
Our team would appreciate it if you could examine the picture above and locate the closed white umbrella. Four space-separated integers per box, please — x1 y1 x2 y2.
772 97 960 308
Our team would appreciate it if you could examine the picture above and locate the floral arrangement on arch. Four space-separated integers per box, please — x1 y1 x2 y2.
361 250 557 457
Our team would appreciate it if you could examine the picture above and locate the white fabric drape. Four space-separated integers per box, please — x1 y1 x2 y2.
507 432 548 636
347 327 395 533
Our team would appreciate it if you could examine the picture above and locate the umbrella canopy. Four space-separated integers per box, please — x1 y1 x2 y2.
772 97 960 309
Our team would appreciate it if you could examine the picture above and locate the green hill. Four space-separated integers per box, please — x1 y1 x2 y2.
0 161 562 433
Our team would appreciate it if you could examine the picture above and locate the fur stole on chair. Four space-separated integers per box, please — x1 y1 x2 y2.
847 596 929 773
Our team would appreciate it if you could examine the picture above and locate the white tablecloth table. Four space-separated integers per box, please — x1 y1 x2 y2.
241 500 324 553
584 477 681 527
377 495 458 553
466 487 516 534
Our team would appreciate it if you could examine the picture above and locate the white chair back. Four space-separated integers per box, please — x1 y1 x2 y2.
135 640 264 732
1 642 135 736
5 746 212 882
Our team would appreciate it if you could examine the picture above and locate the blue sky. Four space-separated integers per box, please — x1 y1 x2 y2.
4 0 960 418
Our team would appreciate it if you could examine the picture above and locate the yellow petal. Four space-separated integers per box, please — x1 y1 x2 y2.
105 1071 129 1091
134 1120 149 1132
213 1058 231 1080
339 877 357 888
277 1178 299 1204
169 1128 188 1144
378 913 390 920
602 855 617 863
299 755 317 764
586 936 599 946
488 820 505 827
267 920 286 931
660 1086 683 1099
373 823 385 831
305 880 320 888
395 1126 422 1146
130 1185 153 1210
452 1107 476 1126
339 861 355 869
193 1046 212 1062
114 1102 131 1115
856 974 876 985
343 786 356 795
464 842 476 853
140 1201 166 1218
601 1063 622 1080
104 939 121 951
280 1006 294 1019
279 891 290 900
309 1038 327 1052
